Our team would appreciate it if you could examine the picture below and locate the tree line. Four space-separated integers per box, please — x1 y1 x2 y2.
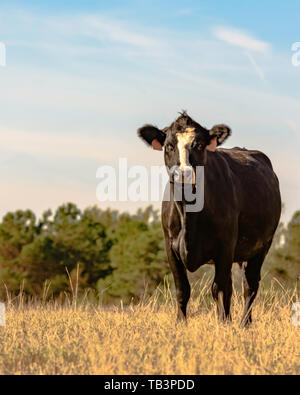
0 203 299 303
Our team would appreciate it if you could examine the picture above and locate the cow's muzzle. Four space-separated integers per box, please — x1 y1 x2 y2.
173 166 196 185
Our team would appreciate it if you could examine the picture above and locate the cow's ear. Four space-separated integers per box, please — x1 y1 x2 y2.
209 124 231 146
138 125 166 150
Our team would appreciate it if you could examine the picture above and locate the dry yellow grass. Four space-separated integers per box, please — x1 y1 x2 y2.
0 281 299 375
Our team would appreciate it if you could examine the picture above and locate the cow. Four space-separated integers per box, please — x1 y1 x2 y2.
138 111 281 326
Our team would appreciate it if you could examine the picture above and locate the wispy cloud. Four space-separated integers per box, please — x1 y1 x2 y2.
83 16 159 49
213 26 269 82
0 127 163 167
245 52 266 81
6 12 162 59
0 128 122 162
42 13 161 53
213 27 270 52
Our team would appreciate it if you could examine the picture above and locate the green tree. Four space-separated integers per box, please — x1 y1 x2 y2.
0 204 113 297
0 210 38 294
98 209 169 303
263 211 300 287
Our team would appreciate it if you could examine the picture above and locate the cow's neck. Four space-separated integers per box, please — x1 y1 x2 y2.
171 153 224 266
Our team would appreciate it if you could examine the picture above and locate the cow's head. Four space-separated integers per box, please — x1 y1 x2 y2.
138 111 231 184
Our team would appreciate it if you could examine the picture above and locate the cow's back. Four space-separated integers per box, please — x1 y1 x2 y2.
217 147 281 261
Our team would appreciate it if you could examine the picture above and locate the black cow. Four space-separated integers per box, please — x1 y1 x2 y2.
138 112 281 325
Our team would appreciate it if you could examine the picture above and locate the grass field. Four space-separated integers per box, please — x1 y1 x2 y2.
0 279 299 375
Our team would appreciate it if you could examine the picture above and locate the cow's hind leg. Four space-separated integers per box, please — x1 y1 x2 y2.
212 255 233 322
241 246 270 326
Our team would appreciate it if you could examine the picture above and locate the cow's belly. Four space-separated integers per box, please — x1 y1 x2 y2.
234 236 266 262
234 212 280 261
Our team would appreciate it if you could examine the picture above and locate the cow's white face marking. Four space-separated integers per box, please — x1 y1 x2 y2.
176 128 196 171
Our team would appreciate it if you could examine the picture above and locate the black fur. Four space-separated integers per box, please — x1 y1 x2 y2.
210 124 232 146
137 125 166 147
137 112 281 326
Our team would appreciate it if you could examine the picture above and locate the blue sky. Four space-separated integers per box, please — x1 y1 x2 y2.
0 0 299 222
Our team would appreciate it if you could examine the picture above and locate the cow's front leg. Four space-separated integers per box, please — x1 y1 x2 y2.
212 254 233 322
166 245 191 322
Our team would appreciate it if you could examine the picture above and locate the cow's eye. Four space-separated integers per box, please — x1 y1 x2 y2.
192 141 202 150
